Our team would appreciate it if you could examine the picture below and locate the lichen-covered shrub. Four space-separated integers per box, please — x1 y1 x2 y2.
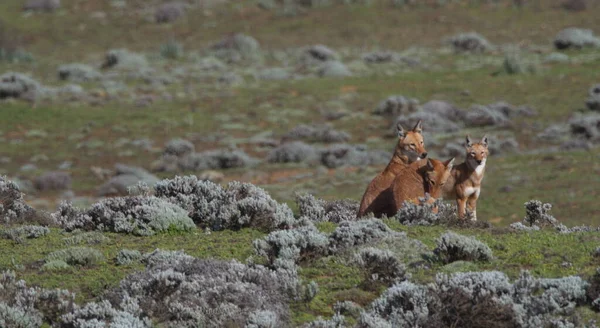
53 195 195 236
45 247 105 266
116 249 142 266
0 72 45 100
499 53 539 75
328 219 397 253
303 313 346 328
60 298 151 328
554 28 600 50
360 270 589 327
154 176 298 232
0 301 43 327
155 2 186 23
320 144 389 168
210 33 262 63
42 260 70 271
254 225 329 269
97 164 160 197
395 198 458 226
466 104 512 127
359 281 439 328
101 49 148 70
354 248 408 284
296 192 359 223
446 32 492 53
159 39 184 59
63 231 110 246
0 176 43 225
282 124 351 143
373 95 419 117
2 225 49 242
434 231 493 263
33 171 71 192
57 63 101 82
177 148 258 171
394 110 461 133
267 141 319 163
569 112 600 141
103 256 296 327
318 61 352 78
0 270 75 325
163 138 195 157
586 84 600 111
304 44 339 62
523 199 559 227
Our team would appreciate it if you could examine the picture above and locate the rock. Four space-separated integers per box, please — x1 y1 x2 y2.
267 141 319 164
394 110 461 134
155 2 186 23
306 45 338 61
101 49 148 70
363 51 402 64
421 100 466 121
446 32 492 53
373 95 420 117
465 104 511 127
554 28 600 50
211 33 261 63
258 68 291 81
33 171 71 191
164 138 195 157
23 0 60 12
58 64 102 82
568 112 600 141
97 164 159 196
488 137 519 155
586 84 600 111
318 61 352 78
0 72 44 100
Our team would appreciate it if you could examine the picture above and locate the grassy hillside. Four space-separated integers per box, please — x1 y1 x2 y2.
0 0 599 326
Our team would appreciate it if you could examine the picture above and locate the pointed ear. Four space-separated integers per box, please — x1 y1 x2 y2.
426 158 434 171
444 157 455 169
465 135 473 148
412 120 423 133
481 135 488 147
396 123 405 138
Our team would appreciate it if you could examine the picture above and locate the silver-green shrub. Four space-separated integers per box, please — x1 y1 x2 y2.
116 249 142 266
267 141 319 164
354 247 408 284
154 176 299 232
328 219 397 253
254 225 329 269
45 247 105 267
104 256 296 327
2 225 49 242
63 231 110 246
54 195 195 236
296 192 359 223
434 231 493 263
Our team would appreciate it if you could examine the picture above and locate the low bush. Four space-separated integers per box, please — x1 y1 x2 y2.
434 231 493 263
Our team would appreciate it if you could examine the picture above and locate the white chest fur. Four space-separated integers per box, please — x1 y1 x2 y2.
475 158 486 176
464 186 481 198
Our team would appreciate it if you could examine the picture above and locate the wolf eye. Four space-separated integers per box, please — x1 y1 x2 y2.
470 152 476 156
430 181 436 185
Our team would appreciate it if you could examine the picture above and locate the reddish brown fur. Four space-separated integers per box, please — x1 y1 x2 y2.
389 158 455 216
357 121 427 218
442 135 489 220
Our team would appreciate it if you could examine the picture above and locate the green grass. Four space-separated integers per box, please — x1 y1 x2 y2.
0 228 264 302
